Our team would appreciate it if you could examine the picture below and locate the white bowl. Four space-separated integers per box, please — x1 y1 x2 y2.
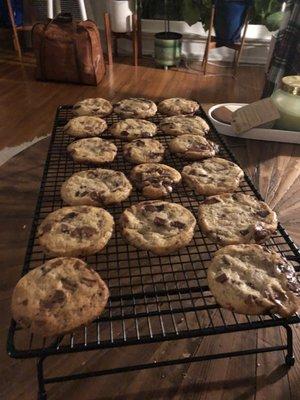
208 103 300 144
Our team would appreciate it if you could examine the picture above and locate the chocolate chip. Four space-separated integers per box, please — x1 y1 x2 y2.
135 140 146 147
141 131 153 137
203 197 220 205
71 226 98 239
121 130 130 136
61 277 78 292
149 152 161 159
253 225 269 242
256 210 270 218
61 212 77 221
22 299 28 306
240 228 249 236
90 191 104 202
50 260 63 268
244 294 257 304
75 190 88 197
81 277 97 287
40 290 66 309
154 217 167 226
170 221 186 229
61 224 70 234
41 223 52 234
215 273 228 283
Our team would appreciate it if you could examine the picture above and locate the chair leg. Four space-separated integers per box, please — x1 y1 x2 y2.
202 5 215 75
104 12 113 65
132 13 138 66
6 0 22 62
233 7 251 76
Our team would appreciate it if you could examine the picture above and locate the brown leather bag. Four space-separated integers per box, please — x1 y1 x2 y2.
32 13 105 85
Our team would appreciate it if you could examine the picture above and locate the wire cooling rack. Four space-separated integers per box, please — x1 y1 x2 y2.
7 105 300 360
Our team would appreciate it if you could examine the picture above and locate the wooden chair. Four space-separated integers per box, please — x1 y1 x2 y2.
202 4 251 76
103 11 142 67
4 0 88 62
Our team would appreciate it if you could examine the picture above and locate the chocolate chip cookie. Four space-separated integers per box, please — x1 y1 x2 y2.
120 201 196 255
123 139 165 164
169 134 218 160
130 163 181 198
159 115 209 136
198 193 278 245
11 257 109 336
110 118 157 141
37 206 114 257
114 98 157 119
63 116 107 138
67 138 117 164
158 98 199 116
61 169 132 206
208 244 300 317
73 98 113 117
182 158 244 195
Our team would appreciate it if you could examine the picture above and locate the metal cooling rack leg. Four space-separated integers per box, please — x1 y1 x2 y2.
37 357 48 400
284 325 295 367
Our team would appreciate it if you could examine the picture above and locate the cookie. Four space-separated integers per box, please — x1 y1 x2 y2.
123 139 165 164
130 163 181 198
73 98 113 117
182 158 244 195
207 244 300 317
198 193 278 245
158 98 199 116
63 116 107 138
120 201 196 255
159 115 209 136
37 206 114 257
11 257 109 337
67 138 117 164
114 98 157 119
169 134 218 160
61 169 132 206
110 118 157 141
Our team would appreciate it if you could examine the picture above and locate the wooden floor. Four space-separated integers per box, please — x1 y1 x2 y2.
0 55 265 152
1 57 300 400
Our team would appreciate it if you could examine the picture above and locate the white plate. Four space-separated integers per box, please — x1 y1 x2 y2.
208 103 300 144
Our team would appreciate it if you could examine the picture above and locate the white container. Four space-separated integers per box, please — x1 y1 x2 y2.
107 0 133 33
208 103 300 144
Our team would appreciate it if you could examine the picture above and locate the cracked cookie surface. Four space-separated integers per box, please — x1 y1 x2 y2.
123 138 165 164
159 115 209 136
198 193 277 245
63 116 107 138
67 138 117 164
130 163 181 198
208 244 300 317
114 98 157 119
182 157 244 195
73 98 113 117
169 134 218 160
110 118 157 141
37 206 114 257
158 98 199 116
11 257 109 336
61 169 132 206
120 201 196 255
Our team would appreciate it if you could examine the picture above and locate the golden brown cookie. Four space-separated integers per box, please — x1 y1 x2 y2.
11 257 109 336
208 244 300 317
198 193 278 245
120 201 196 255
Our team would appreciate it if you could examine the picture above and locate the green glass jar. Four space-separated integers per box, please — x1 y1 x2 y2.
154 32 182 68
271 75 300 132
